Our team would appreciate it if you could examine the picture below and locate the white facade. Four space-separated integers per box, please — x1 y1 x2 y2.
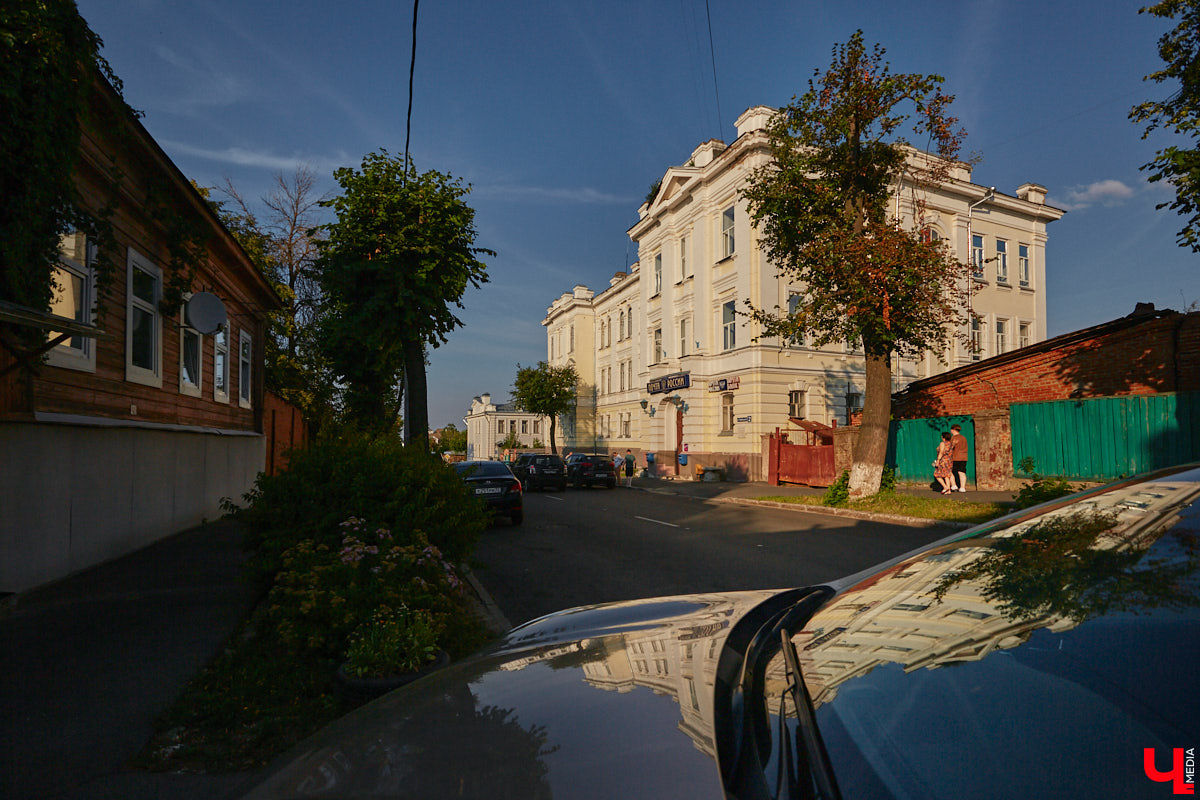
543 106 1064 480
463 393 552 461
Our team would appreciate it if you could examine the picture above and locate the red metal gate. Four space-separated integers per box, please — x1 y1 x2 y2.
767 421 836 487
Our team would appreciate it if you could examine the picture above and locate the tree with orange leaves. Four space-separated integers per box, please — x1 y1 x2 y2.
742 31 970 497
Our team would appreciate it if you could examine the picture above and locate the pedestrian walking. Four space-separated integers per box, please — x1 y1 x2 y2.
624 448 635 486
613 451 624 480
950 424 969 492
933 432 955 494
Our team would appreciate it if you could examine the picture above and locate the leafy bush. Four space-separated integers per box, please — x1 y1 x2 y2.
265 517 467 659
1011 457 1078 510
225 427 488 585
823 470 851 507
879 465 898 493
344 605 441 678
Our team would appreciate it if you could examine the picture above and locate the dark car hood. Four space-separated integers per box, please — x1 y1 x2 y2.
240 590 780 800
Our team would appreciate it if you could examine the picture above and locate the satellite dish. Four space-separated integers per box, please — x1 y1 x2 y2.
185 292 228 335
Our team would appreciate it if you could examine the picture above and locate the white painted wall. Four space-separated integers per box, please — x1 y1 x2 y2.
0 422 264 592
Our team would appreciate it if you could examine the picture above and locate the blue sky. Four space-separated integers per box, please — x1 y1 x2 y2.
76 0 1200 429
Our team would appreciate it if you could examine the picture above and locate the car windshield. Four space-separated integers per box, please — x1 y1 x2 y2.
454 461 512 478
760 469 1200 799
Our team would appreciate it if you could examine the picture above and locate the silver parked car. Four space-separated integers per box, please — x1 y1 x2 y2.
241 464 1200 799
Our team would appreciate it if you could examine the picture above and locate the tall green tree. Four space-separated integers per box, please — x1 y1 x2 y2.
512 361 578 455
1131 0 1200 251
314 151 491 443
434 423 467 453
742 31 969 497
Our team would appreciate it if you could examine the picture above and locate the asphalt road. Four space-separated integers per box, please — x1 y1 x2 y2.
471 485 955 627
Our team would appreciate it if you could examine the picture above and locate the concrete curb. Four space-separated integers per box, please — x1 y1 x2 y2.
460 563 513 634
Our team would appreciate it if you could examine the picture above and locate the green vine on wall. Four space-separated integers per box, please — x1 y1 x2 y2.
0 1 133 339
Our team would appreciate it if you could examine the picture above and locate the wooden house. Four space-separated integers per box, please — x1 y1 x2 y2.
0 74 281 593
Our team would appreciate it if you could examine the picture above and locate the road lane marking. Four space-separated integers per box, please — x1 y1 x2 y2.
635 515 679 528
544 494 564 501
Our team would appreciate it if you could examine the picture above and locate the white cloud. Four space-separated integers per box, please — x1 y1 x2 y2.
1055 179 1136 211
160 140 350 174
473 184 636 205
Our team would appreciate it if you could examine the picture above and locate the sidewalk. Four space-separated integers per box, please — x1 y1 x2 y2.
0 520 264 800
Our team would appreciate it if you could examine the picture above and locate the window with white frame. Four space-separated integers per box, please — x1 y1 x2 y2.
971 234 984 278
653 253 662 295
679 317 689 358
995 239 1009 284
721 393 735 433
787 293 804 348
1019 322 1032 349
969 318 983 361
47 231 96 371
1018 243 1030 286
653 327 663 363
521 420 528 434
607 316 612 347
533 420 540 434
619 310 626 340
126 248 162 387
628 307 633 337
179 307 202 397
213 327 230 402
681 235 691 279
720 206 735 258
995 318 1008 354
570 323 575 353
788 389 806 420
497 420 504 434
622 412 631 438
238 329 253 408
722 300 736 350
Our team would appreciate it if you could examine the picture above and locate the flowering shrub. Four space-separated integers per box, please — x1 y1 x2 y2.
266 517 468 659
343 605 441 678
225 428 489 586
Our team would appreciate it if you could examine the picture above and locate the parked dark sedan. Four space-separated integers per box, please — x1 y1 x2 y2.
511 453 567 491
565 452 616 488
453 460 523 525
241 464 1200 799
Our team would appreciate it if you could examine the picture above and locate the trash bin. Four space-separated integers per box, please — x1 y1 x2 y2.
678 453 688 466
646 452 655 464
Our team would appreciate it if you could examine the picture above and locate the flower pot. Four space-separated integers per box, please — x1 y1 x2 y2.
335 649 451 706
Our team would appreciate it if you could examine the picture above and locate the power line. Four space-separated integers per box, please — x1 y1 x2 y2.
404 0 420 180
704 0 722 138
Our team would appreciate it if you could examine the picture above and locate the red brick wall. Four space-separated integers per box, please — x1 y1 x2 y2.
894 311 1200 419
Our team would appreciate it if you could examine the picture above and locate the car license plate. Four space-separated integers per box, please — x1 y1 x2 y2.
476 487 503 495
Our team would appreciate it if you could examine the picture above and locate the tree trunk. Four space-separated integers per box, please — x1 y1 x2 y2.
402 338 429 452
848 350 892 497
549 415 557 454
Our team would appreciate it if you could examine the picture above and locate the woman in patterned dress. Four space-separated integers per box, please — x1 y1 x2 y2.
933 431 955 494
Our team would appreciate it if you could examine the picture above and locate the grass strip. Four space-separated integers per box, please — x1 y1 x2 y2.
754 493 1011 525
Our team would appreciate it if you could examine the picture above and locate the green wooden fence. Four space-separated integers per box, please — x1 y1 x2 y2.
886 415 975 485
1009 393 1200 481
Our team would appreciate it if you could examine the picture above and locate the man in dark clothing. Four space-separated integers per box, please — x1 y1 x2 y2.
950 424 969 492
